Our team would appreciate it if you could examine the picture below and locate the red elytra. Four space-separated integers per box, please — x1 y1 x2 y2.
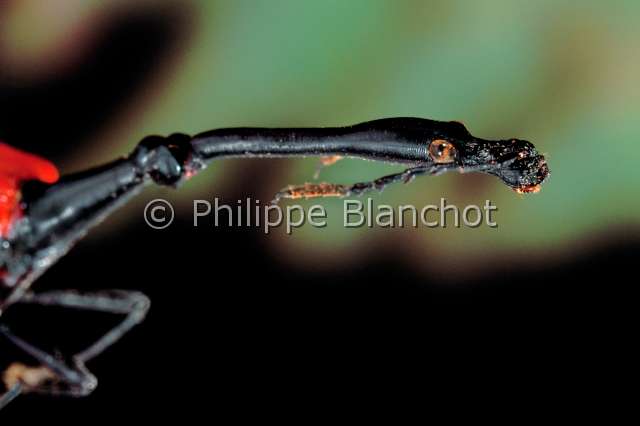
0 142 59 237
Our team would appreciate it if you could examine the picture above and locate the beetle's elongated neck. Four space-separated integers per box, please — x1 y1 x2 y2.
191 119 431 164
19 136 188 250
0 139 187 293
21 159 147 250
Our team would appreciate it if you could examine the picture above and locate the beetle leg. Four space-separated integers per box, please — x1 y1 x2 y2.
0 289 149 402
272 165 453 204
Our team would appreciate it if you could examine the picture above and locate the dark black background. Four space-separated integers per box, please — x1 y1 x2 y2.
0 4 633 419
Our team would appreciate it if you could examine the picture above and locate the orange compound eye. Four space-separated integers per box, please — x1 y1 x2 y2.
428 139 457 164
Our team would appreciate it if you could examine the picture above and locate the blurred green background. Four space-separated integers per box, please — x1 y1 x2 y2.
1 0 638 279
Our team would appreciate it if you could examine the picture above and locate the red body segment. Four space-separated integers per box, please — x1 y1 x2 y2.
0 142 59 237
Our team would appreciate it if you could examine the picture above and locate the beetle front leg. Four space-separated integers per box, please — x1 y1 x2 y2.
271 165 456 204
